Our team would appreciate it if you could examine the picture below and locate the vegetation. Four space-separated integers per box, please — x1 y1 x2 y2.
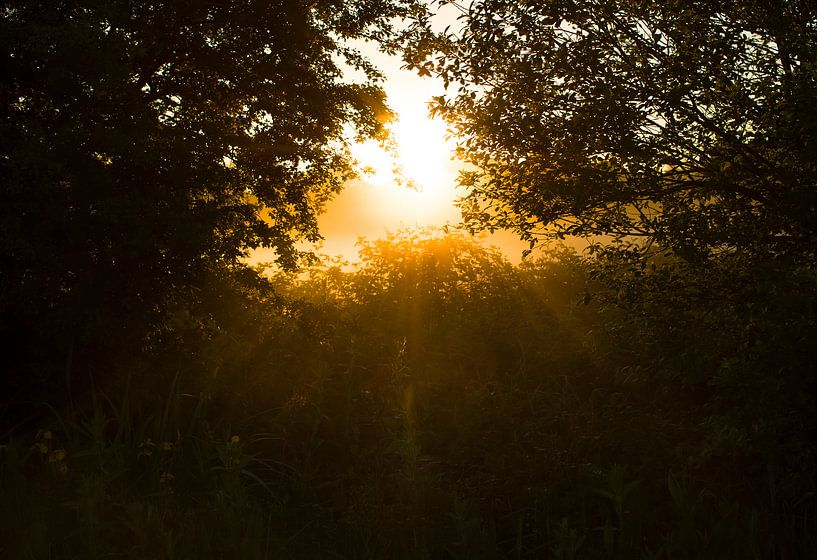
404 0 817 259
3 232 816 557
1 0 418 404
2 0 817 558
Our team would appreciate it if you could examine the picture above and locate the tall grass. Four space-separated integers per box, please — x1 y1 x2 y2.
2 235 816 558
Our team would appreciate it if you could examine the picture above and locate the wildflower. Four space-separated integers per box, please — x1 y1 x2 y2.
230 435 240 445
33 429 53 454
48 449 66 463
286 393 307 410
159 471 175 484
160 441 174 451
138 438 156 457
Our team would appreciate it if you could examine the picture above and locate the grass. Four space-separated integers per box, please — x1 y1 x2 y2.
2 238 817 558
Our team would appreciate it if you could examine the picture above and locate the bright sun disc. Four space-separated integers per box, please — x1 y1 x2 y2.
351 107 458 222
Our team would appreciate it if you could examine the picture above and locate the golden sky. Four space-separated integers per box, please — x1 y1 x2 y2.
315 33 532 263
252 7 531 266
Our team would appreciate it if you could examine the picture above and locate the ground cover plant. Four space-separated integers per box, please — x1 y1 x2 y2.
2 233 816 558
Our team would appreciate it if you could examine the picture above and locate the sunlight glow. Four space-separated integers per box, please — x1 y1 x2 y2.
350 106 459 224
300 35 529 263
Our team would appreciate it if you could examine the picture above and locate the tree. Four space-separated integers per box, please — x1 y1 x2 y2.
0 0 421 397
403 0 817 261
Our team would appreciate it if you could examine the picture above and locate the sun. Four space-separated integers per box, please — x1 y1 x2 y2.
305 40 472 260
350 106 459 223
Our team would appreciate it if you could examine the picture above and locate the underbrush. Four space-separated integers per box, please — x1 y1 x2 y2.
2 235 816 558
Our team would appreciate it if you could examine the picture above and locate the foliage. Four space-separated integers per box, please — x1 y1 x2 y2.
402 0 817 260
2 233 816 557
2 0 816 555
0 0 423 400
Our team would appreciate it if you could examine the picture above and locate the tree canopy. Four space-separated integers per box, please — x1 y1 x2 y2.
404 0 817 260
0 0 421 392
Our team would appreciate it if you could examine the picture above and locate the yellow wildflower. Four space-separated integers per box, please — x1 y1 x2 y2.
138 438 156 457
230 435 240 445
48 449 66 463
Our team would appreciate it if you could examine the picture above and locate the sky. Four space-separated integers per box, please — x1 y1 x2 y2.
316 36 532 263
252 6 530 266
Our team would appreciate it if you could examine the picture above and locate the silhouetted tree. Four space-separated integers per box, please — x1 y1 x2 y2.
402 7 817 552
0 0 421 399
404 0 817 261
